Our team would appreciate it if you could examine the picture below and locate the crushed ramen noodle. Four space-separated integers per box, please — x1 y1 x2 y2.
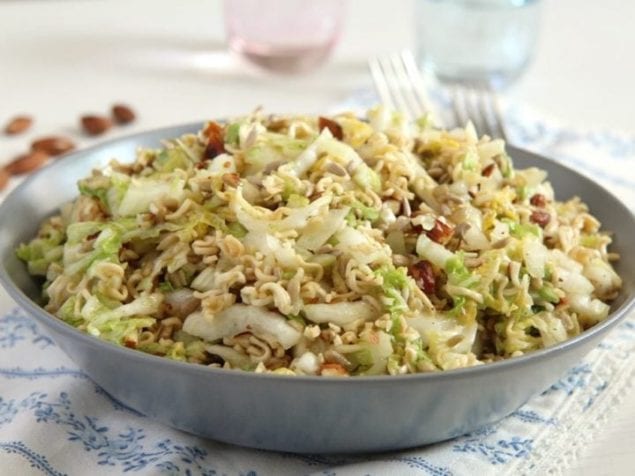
17 108 622 376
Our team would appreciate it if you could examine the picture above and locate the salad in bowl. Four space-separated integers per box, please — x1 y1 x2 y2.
17 108 622 377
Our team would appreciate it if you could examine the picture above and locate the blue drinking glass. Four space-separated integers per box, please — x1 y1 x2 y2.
415 0 542 88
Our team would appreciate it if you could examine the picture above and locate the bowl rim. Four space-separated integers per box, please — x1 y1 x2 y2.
2 121 635 385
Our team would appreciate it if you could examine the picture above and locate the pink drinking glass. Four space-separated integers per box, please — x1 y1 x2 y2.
223 0 345 73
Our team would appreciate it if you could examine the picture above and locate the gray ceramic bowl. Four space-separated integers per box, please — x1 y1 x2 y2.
1 124 634 454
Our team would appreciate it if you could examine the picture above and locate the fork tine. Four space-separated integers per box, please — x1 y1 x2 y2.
451 82 509 141
377 56 412 120
489 93 508 142
450 85 469 129
453 84 497 138
369 52 442 122
478 92 497 139
399 50 432 120
473 86 508 141
368 57 396 111
468 85 493 137
389 53 423 119
400 50 445 127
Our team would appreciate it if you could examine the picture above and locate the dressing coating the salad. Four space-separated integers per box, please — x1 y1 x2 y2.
17 108 622 376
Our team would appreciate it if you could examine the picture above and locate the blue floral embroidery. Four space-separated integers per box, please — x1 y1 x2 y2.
0 441 67 476
452 436 533 465
0 308 54 349
506 112 635 160
388 456 454 476
450 423 538 465
0 392 47 426
285 452 453 475
461 425 497 439
510 410 557 426
503 111 635 190
0 391 253 475
542 363 592 396
584 382 608 410
0 398 18 426
0 366 87 380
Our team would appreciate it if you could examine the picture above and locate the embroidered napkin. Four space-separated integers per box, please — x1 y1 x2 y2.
1 103 634 476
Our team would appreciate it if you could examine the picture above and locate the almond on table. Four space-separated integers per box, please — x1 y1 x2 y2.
112 104 136 124
4 115 33 135
31 136 75 156
81 115 112 136
0 168 9 190
5 150 49 175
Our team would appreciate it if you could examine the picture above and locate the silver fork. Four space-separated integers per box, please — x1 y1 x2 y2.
449 83 508 141
368 51 508 140
368 51 441 125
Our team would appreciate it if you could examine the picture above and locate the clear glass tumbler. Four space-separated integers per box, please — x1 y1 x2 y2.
415 0 541 88
224 0 345 73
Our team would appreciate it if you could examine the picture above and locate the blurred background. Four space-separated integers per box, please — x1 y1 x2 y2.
0 0 632 136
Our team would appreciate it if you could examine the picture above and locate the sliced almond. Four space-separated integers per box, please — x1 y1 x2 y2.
6 150 49 175
81 115 112 136
112 104 136 124
31 136 75 156
318 116 343 140
4 115 33 135
0 168 9 190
